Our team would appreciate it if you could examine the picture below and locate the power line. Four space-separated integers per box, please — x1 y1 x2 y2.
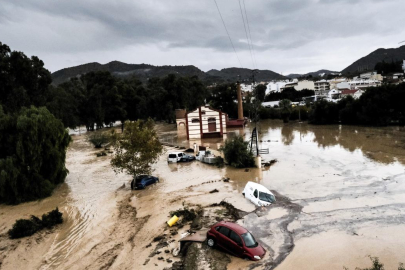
238 0 255 69
242 0 258 68
213 0 243 68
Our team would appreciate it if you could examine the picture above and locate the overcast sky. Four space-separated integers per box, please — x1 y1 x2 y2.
1 0 405 75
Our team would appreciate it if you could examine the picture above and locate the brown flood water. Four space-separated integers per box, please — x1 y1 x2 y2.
0 120 404 270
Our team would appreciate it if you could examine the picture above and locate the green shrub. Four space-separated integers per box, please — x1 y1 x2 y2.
41 207 63 228
8 208 63 239
87 132 110 148
309 100 339 124
8 217 42 239
220 135 255 168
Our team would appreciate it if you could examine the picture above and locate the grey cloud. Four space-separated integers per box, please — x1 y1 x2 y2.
0 0 404 72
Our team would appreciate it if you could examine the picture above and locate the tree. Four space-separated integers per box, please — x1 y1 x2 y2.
254 84 267 102
279 99 292 123
0 42 52 114
309 100 339 124
0 106 71 204
207 83 238 118
110 119 163 177
220 135 255 168
87 132 110 148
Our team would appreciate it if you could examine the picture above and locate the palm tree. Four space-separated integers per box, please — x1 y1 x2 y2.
279 99 292 123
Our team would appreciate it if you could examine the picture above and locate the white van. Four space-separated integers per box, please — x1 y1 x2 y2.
242 181 276 207
167 152 185 163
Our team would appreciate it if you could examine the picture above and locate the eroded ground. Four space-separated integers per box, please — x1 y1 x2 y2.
1 120 405 269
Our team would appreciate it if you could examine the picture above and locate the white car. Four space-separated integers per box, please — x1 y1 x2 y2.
242 181 276 207
167 152 185 163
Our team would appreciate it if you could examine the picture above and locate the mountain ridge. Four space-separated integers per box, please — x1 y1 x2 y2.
341 45 405 75
51 62 286 85
286 69 340 79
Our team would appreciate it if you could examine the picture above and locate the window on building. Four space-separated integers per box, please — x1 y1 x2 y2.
191 118 200 123
208 117 216 123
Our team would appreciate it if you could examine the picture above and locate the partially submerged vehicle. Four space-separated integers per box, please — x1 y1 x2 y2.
206 221 266 261
131 175 159 190
196 147 217 164
242 181 276 207
167 152 195 163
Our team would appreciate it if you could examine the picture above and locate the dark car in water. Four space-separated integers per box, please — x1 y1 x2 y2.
131 175 159 190
180 154 196 162
206 221 266 261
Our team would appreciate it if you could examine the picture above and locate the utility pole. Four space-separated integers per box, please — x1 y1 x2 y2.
251 69 259 127
237 81 244 120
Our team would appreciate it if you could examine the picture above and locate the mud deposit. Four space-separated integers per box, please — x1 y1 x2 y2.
0 120 405 270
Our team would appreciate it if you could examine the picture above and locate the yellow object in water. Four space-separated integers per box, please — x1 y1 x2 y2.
167 215 179 227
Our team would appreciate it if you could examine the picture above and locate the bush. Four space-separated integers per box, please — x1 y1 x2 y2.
214 156 225 168
41 207 63 228
87 132 110 148
8 208 63 239
8 217 42 239
220 135 255 168
259 107 281 119
309 100 339 124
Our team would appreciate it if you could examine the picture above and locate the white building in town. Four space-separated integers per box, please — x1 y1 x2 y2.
314 80 330 95
402 60 405 72
358 72 383 81
185 106 227 140
266 81 287 94
295 80 315 91
348 80 381 90
328 89 341 100
328 78 347 89
241 84 253 92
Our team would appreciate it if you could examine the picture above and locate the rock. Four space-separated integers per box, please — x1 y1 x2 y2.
158 257 164 260
167 259 173 263
146 243 152 248
165 250 170 253
209 189 219 193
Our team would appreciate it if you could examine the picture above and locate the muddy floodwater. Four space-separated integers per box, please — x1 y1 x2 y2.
1 120 405 270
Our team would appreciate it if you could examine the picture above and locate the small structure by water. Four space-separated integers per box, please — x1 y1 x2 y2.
183 105 228 140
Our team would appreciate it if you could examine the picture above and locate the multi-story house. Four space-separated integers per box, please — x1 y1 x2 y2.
314 80 330 95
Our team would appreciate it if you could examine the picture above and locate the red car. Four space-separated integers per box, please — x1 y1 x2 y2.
206 221 266 261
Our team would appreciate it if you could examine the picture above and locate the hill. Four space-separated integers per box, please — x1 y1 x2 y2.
51 62 286 85
341 45 405 75
51 61 207 85
286 69 340 79
207 68 287 82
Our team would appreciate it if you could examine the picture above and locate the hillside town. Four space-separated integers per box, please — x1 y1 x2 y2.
236 61 405 107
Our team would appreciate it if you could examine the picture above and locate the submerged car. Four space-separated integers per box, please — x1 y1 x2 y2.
242 181 276 207
206 221 266 260
131 175 159 190
167 152 195 163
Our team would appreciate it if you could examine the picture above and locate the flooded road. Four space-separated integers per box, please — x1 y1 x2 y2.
1 120 405 269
